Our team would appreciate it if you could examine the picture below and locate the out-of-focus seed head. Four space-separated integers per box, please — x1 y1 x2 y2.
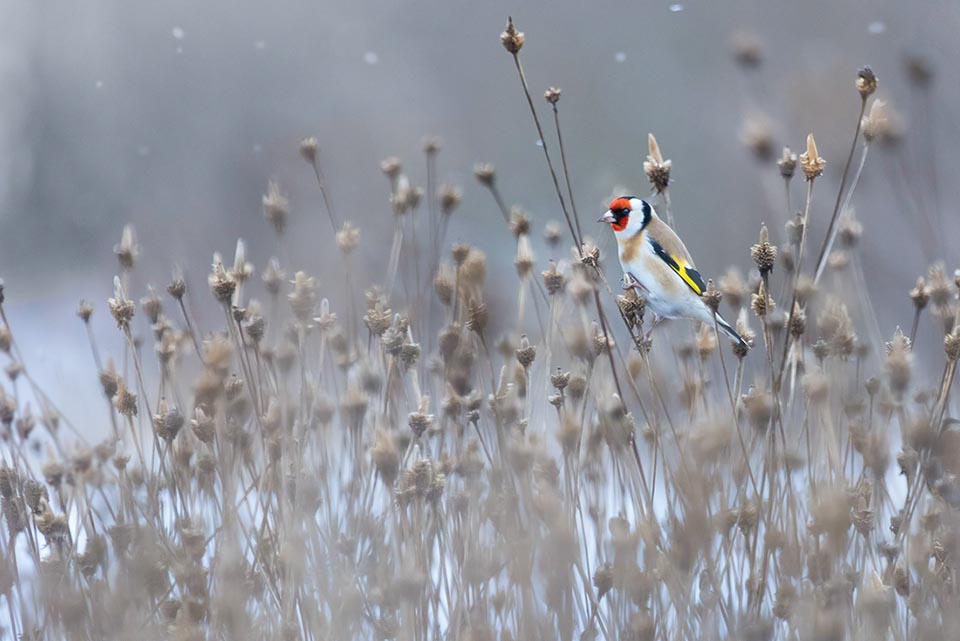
719 269 747 310
500 17 524 54
543 221 562 248
509 207 530 238
515 235 535 279
72 300 94 326
904 54 933 88
731 30 762 68
544 87 561 105
288 271 318 322
380 156 402 179
262 180 290 234
113 378 138 417
114 224 140 271
298 136 318 164
856 66 878 98
778 146 798 179
422 135 441 155
336 222 361 254
167 275 186 300
542 261 565 295
884 328 913 396
800 133 825 180
439 184 461 216
740 114 775 161
140 287 163 324
473 162 496 187
593 563 614 599
466 301 488 336
838 209 863 248
788 302 806 338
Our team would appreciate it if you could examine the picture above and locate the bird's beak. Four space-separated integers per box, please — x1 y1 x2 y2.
597 210 615 224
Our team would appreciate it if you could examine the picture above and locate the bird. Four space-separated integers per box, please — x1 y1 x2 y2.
598 196 748 349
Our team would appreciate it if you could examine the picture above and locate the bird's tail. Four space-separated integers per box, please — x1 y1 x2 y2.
715 313 749 350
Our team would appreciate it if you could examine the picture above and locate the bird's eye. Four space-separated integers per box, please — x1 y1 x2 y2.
618 209 630 218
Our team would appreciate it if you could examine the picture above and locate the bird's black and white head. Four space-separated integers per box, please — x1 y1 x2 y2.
598 196 653 237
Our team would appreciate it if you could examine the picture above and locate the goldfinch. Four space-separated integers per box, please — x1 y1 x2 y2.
599 196 748 349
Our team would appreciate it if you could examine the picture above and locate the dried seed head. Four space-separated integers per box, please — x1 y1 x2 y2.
288 271 318 322
742 386 774 433
509 207 530 237
336 222 361 254
905 278 929 312
0 326 10 354
262 180 290 234
466 301 488 335
208 257 237 304
460 248 487 287
544 221 562 247
751 281 774 318
167 274 186 300
298 136 318 164
928 263 953 307
618 291 646 330
515 235 535 279
371 430 400 486
451 243 470 267
719 269 747 310
751 224 777 277
904 54 933 88
408 397 434 439
740 114 775 161
542 261 565 295
439 184 461 216
140 287 163 324
113 378 138 417
862 100 890 143
945 331 960 362
500 17 524 54
593 563 614 599
380 156 402 179
260 258 284 297
71 300 94 327
643 134 672 194
153 401 184 442
838 209 863 248
818 299 857 359
788 302 806 338
800 133 825 180
107 277 136 329
515 335 536 368
422 135 442 155
884 327 913 396
703 278 723 314
544 87 561 104
856 66 878 98
433 265 454 306
114 224 140 270
731 31 762 68
473 162 496 187
778 146 798 179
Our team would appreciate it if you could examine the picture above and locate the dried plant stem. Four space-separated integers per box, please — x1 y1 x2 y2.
811 97 867 283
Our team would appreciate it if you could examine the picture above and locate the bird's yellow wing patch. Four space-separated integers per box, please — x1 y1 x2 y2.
649 239 705 296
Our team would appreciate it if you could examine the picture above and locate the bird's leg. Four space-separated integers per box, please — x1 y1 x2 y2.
644 315 663 340
622 273 646 293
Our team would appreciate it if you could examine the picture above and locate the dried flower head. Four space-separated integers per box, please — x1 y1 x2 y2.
509 207 530 237
542 261 565 295
778 146 797 179
856 66 878 98
544 87 561 104
107 277 135 329
380 156 402 179
439 184 461 216
500 17 524 54
77 300 94 323
731 31 762 68
473 162 496 187
751 224 777 277
114 224 140 270
740 114 775 161
336 222 361 254
208 257 237 304
643 134 672 193
800 133 825 180
861 100 890 143
299 136 318 164
262 180 290 234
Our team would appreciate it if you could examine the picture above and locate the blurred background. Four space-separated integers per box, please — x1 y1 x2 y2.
1 0 958 424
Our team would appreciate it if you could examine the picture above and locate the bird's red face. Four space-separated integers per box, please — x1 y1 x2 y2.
603 197 632 232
